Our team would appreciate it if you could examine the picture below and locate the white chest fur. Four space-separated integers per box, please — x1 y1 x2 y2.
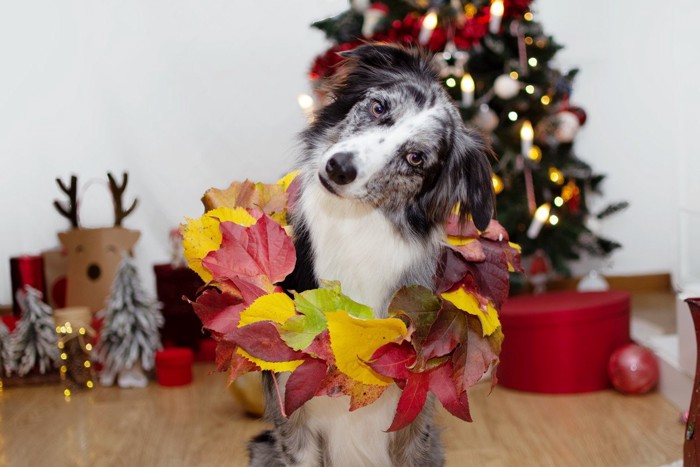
299 180 431 315
295 180 436 466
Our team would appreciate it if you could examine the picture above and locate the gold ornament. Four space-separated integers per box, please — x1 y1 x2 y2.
492 174 505 194
548 167 565 185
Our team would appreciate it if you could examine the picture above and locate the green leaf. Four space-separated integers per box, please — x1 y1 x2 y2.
295 286 373 320
280 285 373 350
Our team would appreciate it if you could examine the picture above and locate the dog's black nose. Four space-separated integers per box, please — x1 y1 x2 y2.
325 152 357 185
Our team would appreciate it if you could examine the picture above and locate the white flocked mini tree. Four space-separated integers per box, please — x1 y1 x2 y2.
96 254 164 388
11 286 60 376
0 318 13 377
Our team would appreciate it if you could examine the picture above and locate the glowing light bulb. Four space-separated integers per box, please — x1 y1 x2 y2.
86 343 93 351
508 111 518 121
297 94 313 111
524 12 534 21
525 85 535 94
549 167 565 185
509 71 519 80
554 196 564 207
492 174 504 194
549 214 559 226
419 11 438 45
541 95 551 105
446 77 457 88
528 146 542 162
527 203 551 238
84 361 91 368
489 0 504 34
528 57 538 67
460 74 474 106
87 381 94 389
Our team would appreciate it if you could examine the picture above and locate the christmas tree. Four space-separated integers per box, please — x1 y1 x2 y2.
0 319 12 376
96 254 164 388
308 0 627 278
11 286 60 376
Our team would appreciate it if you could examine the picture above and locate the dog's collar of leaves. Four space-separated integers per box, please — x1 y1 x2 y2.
181 172 522 431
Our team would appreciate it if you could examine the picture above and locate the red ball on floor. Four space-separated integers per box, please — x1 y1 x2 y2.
608 343 659 395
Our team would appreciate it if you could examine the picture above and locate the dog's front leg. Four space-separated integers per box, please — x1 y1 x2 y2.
248 372 322 467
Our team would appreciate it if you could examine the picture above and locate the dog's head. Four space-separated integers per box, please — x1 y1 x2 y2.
302 44 495 233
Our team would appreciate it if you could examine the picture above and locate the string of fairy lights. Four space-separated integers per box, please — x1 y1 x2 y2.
56 319 95 401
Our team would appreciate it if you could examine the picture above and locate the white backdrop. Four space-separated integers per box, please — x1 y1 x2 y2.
0 0 696 305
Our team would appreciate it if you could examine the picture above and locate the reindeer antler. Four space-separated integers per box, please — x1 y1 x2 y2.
54 175 80 228
107 172 138 227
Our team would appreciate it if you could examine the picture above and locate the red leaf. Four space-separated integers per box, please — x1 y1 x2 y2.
230 321 304 362
284 358 328 415
386 371 430 432
445 214 480 237
304 330 335 363
429 362 472 422
226 349 259 385
189 286 246 335
451 328 499 394
215 340 237 372
469 241 510 309
421 305 468 360
203 215 296 288
368 342 416 380
316 366 387 411
434 248 471 294
388 286 441 353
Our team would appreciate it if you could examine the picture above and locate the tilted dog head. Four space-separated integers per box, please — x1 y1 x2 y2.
302 44 495 235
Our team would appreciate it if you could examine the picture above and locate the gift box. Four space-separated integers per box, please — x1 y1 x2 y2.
497 290 631 393
155 348 194 387
10 256 46 316
154 264 204 350
42 249 68 308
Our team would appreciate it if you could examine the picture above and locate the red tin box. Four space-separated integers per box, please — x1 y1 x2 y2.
155 348 194 387
497 290 631 393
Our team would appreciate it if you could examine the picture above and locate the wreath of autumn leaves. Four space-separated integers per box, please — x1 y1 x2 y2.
181 173 522 432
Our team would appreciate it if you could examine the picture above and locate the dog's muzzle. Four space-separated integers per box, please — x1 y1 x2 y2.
325 152 357 185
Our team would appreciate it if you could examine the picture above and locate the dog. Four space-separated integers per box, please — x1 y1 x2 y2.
249 44 495 467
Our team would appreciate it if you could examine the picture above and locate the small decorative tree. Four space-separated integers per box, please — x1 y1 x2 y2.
11 286 60 376
0 319 12 378
96 254 164 388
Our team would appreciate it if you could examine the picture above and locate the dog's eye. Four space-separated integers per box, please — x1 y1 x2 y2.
405 153 424 167
370 100 385 117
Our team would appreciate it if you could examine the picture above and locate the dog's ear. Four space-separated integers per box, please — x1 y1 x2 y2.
424 127 495 231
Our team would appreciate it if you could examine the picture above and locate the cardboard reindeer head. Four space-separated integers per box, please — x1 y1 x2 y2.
55 173 140 313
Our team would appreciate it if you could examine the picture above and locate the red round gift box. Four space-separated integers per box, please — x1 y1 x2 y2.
155 348 194 387
497 290 631 393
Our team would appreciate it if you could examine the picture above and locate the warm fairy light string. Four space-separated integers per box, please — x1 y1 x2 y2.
56 321 95 401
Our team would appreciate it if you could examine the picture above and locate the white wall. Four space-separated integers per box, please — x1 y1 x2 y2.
0 0 696 305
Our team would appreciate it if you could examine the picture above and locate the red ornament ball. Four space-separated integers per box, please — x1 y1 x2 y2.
607 343 659 395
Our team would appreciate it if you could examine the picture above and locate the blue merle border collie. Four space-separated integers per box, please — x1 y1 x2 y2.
249 44 495 467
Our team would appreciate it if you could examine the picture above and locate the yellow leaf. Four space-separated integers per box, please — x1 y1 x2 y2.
446 236 476 246
277 171 300 191
325 310 407 386
236 348 303 373
238 293 297 327
181 207 256 282
441 287 501 337
507 242 522 272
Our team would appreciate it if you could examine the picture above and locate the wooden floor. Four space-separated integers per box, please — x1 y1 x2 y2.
0 292 685 467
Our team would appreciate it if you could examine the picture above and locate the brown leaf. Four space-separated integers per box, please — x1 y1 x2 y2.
202 179 288 217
